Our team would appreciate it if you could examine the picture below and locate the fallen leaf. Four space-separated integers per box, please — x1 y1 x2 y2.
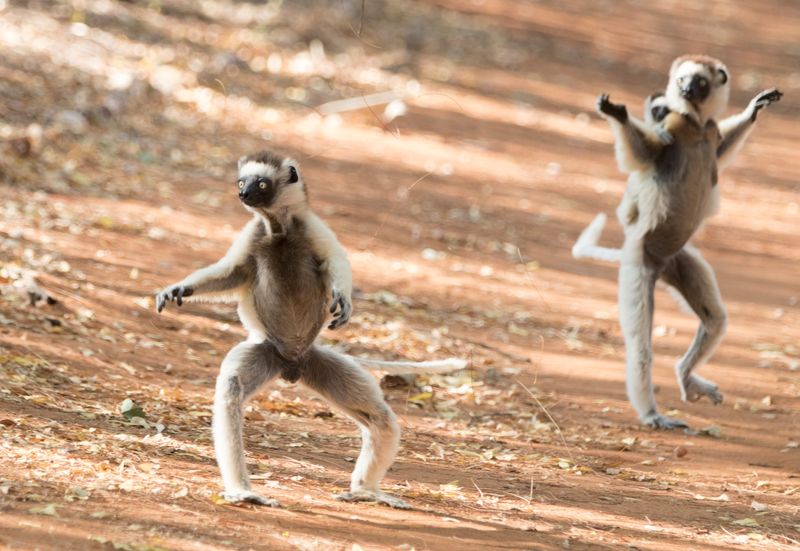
699 426 722 438
119 398 146 420
29 504 58 517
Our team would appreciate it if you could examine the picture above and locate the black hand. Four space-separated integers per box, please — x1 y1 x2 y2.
157 285 193 312
171 285 194 306
751 88 783 121
328 290 352 330
597 93 628 123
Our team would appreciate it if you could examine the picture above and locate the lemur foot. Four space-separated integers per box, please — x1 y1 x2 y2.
750 88 783 121
221 489 280 507
156 285 194 312
643 413 689 430
597 93 628 123
680 375 723 405
328 288 352 330
336 490 411 510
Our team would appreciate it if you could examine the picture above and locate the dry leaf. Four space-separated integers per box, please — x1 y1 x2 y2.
29 504 58 517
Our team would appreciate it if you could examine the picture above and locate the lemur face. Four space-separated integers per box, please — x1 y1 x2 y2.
667 55 730 120
236 151 302 211
644 92 671 125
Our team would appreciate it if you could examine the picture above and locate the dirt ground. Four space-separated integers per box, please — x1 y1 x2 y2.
1 1 798 549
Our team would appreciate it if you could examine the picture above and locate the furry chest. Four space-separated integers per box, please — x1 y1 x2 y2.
251 237 328 356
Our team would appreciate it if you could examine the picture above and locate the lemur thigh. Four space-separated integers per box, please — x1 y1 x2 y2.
300 345 407 509
213 342 284 506
660 247 726 404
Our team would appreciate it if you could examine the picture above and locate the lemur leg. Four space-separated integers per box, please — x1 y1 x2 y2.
213 341 282 506
661 246 727 405
301 346 408 509
619 242 687 429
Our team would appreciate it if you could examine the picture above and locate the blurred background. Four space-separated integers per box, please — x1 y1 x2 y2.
0 1 798 550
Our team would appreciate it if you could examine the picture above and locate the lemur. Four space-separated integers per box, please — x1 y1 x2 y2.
585 55 782 429
573 86 782 262
157 151 465 508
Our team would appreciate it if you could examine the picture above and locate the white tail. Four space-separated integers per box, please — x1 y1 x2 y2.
574 213 691 313
355 357 467 375
571 213 622 263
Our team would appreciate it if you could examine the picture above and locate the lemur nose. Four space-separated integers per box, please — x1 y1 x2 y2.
239 189 248 199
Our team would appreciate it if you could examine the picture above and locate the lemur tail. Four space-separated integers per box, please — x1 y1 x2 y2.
355 357 468 375
571 213 622 263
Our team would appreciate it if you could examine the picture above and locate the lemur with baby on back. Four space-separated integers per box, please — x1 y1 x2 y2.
575 55 782 429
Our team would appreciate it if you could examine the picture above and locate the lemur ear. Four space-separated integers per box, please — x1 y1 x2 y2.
288 165 299 183
237 156 248 170
718 68 728 84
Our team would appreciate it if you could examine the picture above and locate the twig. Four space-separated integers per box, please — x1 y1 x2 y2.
362 94 399 138
777 534 800 546
416 92 467 114
515 378 573 461
214 78 227 110
357 0 365 36
470 478 485 500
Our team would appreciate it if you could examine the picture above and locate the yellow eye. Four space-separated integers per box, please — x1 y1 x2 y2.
259 181 267 189
238 181 244 189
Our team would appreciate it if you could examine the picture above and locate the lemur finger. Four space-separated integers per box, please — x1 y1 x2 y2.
597 94 627 123
329 317 346 330
331 303 351 330
329 292 340 314
156 294 165 313
759 88 783 103
328 304 351 330
596 94 609 113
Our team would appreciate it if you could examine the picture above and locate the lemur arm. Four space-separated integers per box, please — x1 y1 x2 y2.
304 211 353 329
597 94 670 173
156 217 260 312
717 88 782 170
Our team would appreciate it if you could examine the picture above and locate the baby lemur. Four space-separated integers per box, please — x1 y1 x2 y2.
157 151 464 508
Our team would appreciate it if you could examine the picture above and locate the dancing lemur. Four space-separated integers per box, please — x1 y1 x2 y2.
157 151 465 508
583 56 781 428
574 85 781 262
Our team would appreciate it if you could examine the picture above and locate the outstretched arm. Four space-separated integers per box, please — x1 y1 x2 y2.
597 94 672 174
304 211 353 330
717 88 782 170
156 217 260 312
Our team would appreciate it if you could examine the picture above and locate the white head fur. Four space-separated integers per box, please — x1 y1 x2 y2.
236 152 307 218
665 55 730 124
